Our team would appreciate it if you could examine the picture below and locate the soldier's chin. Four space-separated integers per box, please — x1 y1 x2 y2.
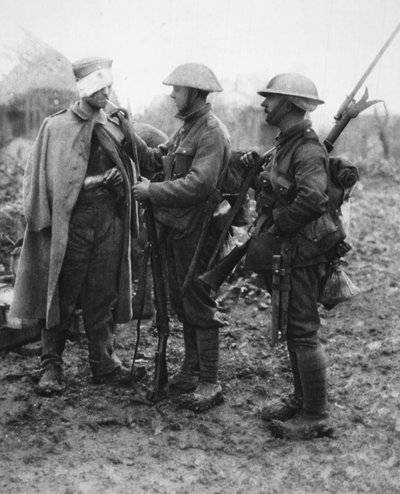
265 114 277 127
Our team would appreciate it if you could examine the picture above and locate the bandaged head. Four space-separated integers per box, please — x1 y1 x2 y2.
72 57 113 98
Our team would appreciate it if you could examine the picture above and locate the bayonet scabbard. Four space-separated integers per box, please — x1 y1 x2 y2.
271 255 281 347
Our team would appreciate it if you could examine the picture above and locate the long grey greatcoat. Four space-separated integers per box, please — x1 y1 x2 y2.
10 102 134 329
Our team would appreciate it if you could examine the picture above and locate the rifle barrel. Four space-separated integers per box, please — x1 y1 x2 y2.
335 21 400 120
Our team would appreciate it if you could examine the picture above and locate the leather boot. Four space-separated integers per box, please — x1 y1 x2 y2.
169 323 200 394
36 329 66 396
261 347 303 421
93 365 133 386
36 365 64 396
178 328 223 412
261 394 303 422
269 345 333 440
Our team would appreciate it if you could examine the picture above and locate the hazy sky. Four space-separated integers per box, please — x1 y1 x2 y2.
2 0 400 128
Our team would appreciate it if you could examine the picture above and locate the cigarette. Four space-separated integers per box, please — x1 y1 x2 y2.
106 98 129 119
105 98 119 110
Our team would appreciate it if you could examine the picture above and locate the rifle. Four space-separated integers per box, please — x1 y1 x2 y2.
198 239 250 291
325 21 400 151
199 22 400 291
180 150 234 296
144 200 170 399
180 190 223 296
106 98 141 238
128 120 169 400
205 147 276 271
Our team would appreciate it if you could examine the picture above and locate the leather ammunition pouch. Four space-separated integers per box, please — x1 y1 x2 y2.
297 210 346 259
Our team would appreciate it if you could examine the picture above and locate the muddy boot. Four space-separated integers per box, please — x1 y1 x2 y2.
86 318 128 384
93 365 133 386
179 328 223 412
262 348 303 421
261 394 303 422
169 324 200 394
179 381 223 412
269 411 334 440
36 365 64 396
35 329 66 396
269 345 333 440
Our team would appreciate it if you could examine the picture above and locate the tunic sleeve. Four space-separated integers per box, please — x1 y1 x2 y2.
149 124 225 207
273 143 329 233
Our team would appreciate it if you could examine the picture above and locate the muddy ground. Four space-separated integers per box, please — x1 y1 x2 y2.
1 174 400 494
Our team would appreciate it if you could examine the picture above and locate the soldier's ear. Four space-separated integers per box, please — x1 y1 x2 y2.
283 99 294 114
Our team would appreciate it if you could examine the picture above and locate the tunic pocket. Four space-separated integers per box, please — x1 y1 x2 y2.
173 146 195 177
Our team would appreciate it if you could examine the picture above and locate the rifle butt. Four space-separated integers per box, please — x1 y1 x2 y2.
198 239 250 291
153 349 168 400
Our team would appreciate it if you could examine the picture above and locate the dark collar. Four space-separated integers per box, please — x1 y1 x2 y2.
176 102 211 123
276 119 312 146
71 101 107 124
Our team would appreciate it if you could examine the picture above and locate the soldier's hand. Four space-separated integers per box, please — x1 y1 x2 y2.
103 167 123 187
267 224 279 235
110 108 135 142
240 150 260 167
132 177 150 202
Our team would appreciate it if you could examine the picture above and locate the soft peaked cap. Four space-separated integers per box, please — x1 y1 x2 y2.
72 56 113 97
72 57 113 79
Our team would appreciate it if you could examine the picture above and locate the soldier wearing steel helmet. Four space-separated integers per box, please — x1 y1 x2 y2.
241 73 335 439
117 63 233 411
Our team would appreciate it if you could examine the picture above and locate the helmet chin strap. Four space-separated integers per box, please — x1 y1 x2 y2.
266 96 292 126
181 88 200 114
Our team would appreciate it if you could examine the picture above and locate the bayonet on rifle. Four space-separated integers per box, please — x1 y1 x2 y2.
200 22 400 292
325 21 400 151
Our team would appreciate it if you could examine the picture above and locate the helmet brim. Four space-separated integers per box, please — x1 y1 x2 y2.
257 89 324 105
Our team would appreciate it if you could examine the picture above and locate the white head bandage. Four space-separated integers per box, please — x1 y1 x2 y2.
76 68 113 98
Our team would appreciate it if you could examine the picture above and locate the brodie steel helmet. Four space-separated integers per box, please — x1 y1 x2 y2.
258 73 324 112
163 63 223 92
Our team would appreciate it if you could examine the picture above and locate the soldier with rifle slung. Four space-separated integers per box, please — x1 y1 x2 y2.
241 73 339 440
118 63 233 411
